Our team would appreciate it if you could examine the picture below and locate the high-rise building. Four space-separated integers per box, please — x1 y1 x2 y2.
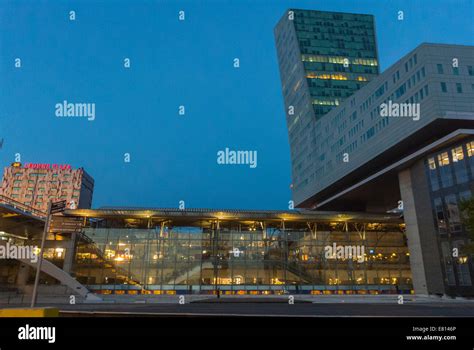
0 162 94 212
275 9 379 120
274 9 379 195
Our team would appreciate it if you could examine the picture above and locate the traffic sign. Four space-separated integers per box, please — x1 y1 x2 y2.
50 200 67 214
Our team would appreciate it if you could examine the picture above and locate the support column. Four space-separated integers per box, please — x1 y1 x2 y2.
62 232 77 274
398 160 445 295
16 263 30 288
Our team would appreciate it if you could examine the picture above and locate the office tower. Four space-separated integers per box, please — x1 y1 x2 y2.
274 9 379 197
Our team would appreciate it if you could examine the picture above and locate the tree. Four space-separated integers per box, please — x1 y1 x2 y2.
458 198 474 255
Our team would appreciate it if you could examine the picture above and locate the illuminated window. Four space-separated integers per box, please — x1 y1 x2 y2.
451 147 464 162
306 73 348 80
466 141 474 157
428 157 437 170
301 55 377 66
437 152 450 167
312 99 339 106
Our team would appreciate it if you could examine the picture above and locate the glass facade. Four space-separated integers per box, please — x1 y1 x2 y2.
425 138 474 294
274 9 379 201
69 211 412 295
277 9 379 120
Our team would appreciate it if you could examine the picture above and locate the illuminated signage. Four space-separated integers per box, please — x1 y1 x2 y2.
11 162 22 167
23 163 72 170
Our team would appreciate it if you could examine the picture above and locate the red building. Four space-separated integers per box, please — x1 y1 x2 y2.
0 162 94 213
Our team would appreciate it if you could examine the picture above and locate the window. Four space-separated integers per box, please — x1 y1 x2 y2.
438 152 450 166
424 85 429 96
441 242 456 285
455 249 472 286
428 157 439 191
434 198 446 234
437 64 444 74
452 146 464 162
413 54 417 65
466 141 474 177
441 82 447 93
452 67 459 75
467 141 474 157
451 146 468 184
468 66 474 76
445 194 461 233
437 152 453 188
456 83 463 93
428 157 437 170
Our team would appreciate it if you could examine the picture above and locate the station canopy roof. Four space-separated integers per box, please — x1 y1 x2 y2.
64 207 403 225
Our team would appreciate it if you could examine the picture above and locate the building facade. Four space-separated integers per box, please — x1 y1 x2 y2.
280 43 474 210
274 9 379 198
276 17 474 297
419 135 474 295
0 162 94 213
0 207 412 296
68 208 412 294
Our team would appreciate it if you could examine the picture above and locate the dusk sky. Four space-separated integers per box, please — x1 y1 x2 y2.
1 0 473 210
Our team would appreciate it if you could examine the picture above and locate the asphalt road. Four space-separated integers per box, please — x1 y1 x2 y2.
55 302 474 317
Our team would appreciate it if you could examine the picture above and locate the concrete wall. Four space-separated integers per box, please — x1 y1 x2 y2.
399 160 446 295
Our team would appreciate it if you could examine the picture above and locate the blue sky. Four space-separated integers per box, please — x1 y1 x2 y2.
0 0 473 210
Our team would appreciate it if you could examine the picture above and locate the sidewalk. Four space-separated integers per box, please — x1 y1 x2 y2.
1 293 472 306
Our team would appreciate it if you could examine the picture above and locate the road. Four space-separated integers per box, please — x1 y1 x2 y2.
54 301 474 317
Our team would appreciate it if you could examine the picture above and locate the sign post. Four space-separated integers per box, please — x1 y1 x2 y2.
30 200 66 308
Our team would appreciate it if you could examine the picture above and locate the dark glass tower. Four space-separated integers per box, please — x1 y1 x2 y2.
275 9 379 120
